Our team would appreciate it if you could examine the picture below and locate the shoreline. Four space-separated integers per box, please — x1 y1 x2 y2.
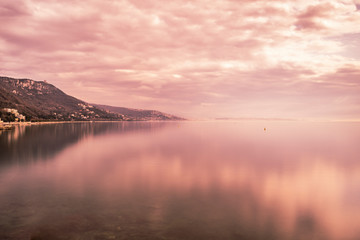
0 119 183 128
1 120 121 126
0 120 109 129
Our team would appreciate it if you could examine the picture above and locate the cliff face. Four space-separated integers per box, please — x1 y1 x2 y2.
0 76 184 121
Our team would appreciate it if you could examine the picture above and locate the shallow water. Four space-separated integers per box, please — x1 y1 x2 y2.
0 121 360 240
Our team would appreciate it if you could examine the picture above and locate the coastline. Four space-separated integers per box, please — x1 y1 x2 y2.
0 121 93 129
0 119 183 129
2 121 114 127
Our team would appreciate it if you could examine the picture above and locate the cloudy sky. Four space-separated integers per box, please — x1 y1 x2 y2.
1 0 360 120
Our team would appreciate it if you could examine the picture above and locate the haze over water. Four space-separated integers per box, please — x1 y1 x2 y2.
0 121 360 240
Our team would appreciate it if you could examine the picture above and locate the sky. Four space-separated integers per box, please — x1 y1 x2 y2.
1 0 360 120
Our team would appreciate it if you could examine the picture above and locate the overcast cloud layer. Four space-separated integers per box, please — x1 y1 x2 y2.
1 0 360 120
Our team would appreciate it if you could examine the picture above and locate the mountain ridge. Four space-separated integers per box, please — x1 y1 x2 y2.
94 104 184 121
0 76 183 122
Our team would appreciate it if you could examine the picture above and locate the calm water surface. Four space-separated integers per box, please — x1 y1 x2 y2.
0 121 360 240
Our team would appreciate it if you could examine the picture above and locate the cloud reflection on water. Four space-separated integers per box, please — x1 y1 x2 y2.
0 121 360 239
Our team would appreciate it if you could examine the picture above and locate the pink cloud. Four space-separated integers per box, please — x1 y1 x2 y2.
295 3 335 31
1 0 360 120
0 1 28 18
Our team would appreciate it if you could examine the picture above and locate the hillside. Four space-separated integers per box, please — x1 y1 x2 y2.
0 76 123 121
95 104 184 121
0 76 183 122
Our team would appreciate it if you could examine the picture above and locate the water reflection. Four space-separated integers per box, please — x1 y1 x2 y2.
0 122 167 165
0 121 360 240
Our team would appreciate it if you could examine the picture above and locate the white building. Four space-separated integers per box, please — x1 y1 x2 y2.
18 114 26 121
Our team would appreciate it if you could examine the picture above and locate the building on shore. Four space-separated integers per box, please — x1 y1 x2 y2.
3 108 26 122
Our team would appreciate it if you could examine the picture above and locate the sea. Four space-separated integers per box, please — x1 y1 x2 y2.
0 121 360 240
